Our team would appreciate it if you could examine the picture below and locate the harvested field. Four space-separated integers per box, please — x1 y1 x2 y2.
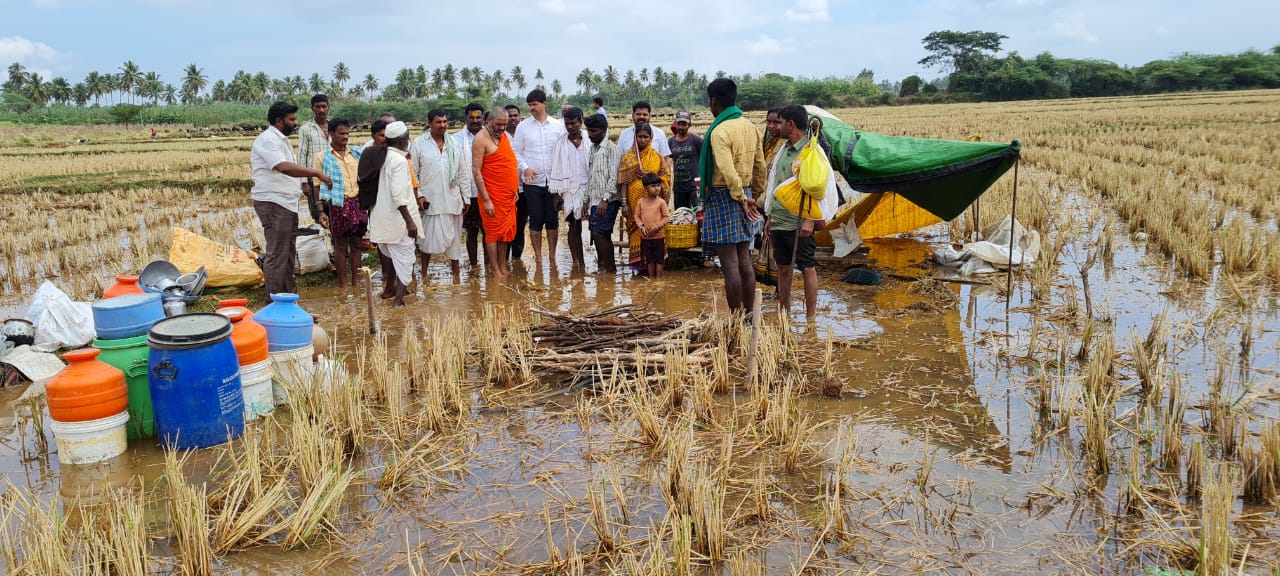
2 90 1280 574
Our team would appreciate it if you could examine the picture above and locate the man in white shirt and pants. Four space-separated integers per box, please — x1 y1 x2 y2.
250 101 331 300
511 89 566 267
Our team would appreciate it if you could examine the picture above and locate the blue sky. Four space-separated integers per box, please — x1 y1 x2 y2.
3 0 1276 91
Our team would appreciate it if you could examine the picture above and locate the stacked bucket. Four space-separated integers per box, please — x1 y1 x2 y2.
216 299 274 421
254 293 315 406
47 288 317 463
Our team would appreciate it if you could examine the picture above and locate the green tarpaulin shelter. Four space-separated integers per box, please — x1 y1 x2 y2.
816 114 1020 221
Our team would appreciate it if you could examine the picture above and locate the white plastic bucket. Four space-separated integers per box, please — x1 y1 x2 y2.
50 411 129 465
270 345 314 406
240 358 275 421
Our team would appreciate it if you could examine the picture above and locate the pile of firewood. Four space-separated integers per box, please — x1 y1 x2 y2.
524 305 713 375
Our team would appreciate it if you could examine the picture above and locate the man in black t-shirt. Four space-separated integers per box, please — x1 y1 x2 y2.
667 110 703 210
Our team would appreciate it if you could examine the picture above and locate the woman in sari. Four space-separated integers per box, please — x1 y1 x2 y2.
618 124 671 271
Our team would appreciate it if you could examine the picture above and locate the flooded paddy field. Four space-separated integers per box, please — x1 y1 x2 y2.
2 91 1280 574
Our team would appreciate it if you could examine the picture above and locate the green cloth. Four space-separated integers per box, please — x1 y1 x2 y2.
767 139 804 231
697 105 742 203
818 116 1020 221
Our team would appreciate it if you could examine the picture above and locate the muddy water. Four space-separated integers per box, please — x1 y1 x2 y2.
4 223 1280 573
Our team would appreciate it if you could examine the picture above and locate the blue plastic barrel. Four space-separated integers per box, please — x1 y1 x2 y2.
93 293 164 340
147 313 244 450
255 293 314 352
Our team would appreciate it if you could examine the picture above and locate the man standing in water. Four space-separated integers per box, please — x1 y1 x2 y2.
412 109 471 277
584 113 621 273
368 121 420 307
504 104 527 261
298 94 329 223
512 89 566 268
455 103 486 267
250 101 331 299
699 78 766 317
473 106 519 277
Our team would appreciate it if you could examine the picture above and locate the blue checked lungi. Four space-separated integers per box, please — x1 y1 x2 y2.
700 186 755 245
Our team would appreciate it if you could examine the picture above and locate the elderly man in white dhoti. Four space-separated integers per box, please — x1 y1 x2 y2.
548 107 591 270
412 108 472 277
368 121 421 307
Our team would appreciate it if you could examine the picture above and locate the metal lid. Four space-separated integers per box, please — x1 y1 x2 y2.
148 313 232 346
93 292 161 310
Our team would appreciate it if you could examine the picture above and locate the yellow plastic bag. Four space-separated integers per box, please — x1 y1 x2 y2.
774 178 824 220
168 227 264 288
796 135 829 199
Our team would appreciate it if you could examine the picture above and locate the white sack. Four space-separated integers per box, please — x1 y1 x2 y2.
23 281 94 352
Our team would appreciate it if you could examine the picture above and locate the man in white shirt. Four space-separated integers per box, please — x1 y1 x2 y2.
511 89 566 267
547 107 590 270
362 112 396 148
592 96 607 119
616 100 671 157
454 103 486 267
412 108 472 277
368 121 421 307
250 101 331 300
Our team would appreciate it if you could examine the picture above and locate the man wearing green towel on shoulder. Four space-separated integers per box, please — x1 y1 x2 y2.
698 78 767 318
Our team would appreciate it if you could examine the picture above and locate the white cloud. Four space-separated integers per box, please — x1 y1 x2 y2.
0 36 64 76
786 0 829 23
746 35 796 56
536 0 566 14
1048 13 1101 44
567 22 589 35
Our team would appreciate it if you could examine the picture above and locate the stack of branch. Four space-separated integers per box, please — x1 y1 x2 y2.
525 305 713 374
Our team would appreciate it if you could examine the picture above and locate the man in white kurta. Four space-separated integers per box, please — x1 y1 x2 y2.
412 109 472 276
548 107 591 270
368 121 422 307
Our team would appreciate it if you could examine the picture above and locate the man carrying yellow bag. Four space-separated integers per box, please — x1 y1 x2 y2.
758 106 839 321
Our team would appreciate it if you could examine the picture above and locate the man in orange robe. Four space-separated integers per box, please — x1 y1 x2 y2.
472 106 519 277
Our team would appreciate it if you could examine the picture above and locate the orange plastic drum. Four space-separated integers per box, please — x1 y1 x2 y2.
220 308 268 366
46 349 130 423
217 298 252 319
103 275 146 299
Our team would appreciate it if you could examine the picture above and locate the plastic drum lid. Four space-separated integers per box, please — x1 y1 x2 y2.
93 292 161 310
148 313 232 348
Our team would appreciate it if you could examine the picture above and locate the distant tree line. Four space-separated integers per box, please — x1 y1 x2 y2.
2 32 1278 125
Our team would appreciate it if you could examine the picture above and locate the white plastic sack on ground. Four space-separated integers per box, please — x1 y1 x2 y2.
960 257 1000 276
980 216 1041 262
963 240 1036 267
829 216 864 258
933 246 968 267
295 225 331 275
23 281 94 352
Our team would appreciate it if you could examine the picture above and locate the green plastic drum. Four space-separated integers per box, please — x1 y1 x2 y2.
92 334 154 439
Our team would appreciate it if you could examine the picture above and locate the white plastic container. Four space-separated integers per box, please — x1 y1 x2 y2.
50 411 129 465
240 358 275 421
269 345 314 406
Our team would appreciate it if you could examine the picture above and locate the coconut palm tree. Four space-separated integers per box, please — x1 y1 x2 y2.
211 80 228 102
333 62 350 92
362 73 379 101
72 83 90 107
576 68 594 94
252 72 271 102
49 77 71 104
308 73 324 95
118 60 142 103
550 79 562 100
6 62 25 89
83 71 107 105
430 68 444 98
533 68 545 91
181 64 207 103
490 68 505 97
603 66 619 87
510 66 525 93
443 64 457 96
139 72 161 104
25 73 48 106
163 84 177 105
